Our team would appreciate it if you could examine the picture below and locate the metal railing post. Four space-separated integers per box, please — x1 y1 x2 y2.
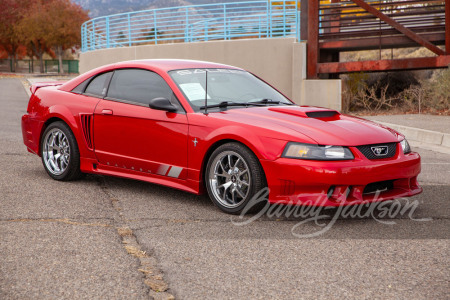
106 16 110 48
128 13 132 46
153 10 158 44
258 16 261 38
223 4 227 40
185 7 189 42
283 0 286 36
268 1 272 38
92 20 96 50
81 24 84 52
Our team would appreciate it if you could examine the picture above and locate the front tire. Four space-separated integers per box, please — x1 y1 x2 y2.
205 142 267 214
41 121 83 181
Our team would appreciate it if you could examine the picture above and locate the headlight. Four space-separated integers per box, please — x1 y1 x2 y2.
400 138 411 154
282 142 354 161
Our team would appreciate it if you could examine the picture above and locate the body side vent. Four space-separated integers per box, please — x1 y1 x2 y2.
80 114 93 150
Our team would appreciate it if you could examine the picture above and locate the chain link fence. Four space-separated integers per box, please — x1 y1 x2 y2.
0 60 79 74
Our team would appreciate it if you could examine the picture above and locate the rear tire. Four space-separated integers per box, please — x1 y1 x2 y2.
205 142 267 214
41 121 83 181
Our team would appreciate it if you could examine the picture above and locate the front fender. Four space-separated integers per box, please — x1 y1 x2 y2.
203 125 286 161
187 123 289 185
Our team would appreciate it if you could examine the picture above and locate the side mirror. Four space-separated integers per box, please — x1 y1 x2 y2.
149 97 177 112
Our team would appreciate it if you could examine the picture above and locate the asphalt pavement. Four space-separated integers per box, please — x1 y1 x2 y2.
0 78 448 299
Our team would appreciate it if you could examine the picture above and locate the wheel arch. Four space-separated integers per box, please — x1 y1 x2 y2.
200 138 267 190
39 115 80 156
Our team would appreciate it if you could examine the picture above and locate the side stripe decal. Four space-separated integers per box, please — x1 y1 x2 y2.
157 164 170 176
167 166 183 178
156 164 183 178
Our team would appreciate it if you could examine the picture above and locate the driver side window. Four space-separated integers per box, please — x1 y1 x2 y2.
106 69 181 111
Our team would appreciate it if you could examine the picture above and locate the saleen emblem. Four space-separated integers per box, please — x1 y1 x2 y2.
371 146 388 156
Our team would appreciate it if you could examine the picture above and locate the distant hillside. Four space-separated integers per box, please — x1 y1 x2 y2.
74 0 260 18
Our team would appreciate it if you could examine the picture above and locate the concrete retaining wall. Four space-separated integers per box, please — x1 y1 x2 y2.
80 38 342 110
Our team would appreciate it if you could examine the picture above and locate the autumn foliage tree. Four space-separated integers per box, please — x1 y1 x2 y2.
0 0 89 73
42 0 89 73
0 0 32 72
16 1 53 73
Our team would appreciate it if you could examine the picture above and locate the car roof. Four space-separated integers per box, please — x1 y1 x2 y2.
115 59 243 72
59 59 243 92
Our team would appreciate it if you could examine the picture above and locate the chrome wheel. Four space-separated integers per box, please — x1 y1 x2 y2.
42 128 70 176
209 151 251 209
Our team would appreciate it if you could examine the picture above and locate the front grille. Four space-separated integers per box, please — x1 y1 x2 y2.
356 142 397 160
363 180 394 195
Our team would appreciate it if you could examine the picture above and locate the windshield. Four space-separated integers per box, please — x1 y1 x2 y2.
169 68 292 112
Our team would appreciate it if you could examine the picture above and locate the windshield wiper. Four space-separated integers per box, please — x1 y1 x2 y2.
200 101 265 110
249 99 294 105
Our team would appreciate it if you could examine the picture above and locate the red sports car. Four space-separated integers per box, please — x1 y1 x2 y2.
22 59 422 214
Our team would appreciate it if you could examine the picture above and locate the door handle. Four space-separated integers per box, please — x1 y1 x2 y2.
101 109 113 115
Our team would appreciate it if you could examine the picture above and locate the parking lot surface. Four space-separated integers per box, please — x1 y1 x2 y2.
0 78 448 299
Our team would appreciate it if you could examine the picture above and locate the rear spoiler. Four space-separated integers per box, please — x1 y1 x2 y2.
30 82 65 94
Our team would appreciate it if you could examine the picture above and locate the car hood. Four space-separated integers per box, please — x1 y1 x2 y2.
207 106 400 146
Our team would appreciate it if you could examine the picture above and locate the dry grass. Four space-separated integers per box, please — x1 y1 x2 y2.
124 245 147 258
341 46 440 62
342 68 450 115
117 227 133 237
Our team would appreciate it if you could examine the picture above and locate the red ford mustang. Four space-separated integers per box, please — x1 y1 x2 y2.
22 59 422 214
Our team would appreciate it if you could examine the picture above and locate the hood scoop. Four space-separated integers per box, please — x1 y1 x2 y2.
305 110 339 118
268 106 340 119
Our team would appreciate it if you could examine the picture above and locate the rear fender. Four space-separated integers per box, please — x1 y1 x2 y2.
41 105 88 157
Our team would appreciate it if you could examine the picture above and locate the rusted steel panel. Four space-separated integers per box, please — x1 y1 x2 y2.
320 33 446 51
321 0 444 11
446 0 449 54
311 0 447 75
300 0 308 41
307 0 319 79
318 56 450 74
320 26 445 41
348 0 445 55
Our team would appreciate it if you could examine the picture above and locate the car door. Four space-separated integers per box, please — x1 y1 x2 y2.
93 68 188 180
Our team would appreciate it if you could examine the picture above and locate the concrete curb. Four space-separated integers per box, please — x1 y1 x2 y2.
377 121 450 149
23 80 31 98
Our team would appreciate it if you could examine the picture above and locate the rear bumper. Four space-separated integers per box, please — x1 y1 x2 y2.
260 148 422 206
22 114 43 155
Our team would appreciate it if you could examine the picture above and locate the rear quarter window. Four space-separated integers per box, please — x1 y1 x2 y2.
83 72 113 98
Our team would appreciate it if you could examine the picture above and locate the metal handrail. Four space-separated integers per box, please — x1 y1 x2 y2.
81 0 301 52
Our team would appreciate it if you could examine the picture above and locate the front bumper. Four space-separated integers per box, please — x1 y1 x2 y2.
260 145 422 206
